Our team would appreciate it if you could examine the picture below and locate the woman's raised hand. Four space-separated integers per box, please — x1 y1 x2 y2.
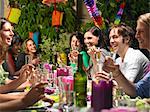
87 46 100 59
68 50 79 63
18 64 35 83
31 57 41 65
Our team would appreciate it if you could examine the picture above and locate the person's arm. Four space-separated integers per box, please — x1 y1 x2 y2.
112 68 137 97
0 98 28 111
101 56 137 97
135 72 150 98
5 79 31 91
0 64 32 93
0 83 45 111
0 92 26 103
0 78 25 93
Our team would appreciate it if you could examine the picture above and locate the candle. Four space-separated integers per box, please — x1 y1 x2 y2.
91 80 113 112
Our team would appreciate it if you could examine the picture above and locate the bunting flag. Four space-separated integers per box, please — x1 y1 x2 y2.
29 32 40 49
52 10 63 26
114 1 126 25
7 8 21 24
83 0 104 29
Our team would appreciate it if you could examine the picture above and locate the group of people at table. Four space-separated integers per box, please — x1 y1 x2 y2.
0 13 149 111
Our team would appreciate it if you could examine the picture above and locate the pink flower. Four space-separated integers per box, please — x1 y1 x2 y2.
43 63 52 73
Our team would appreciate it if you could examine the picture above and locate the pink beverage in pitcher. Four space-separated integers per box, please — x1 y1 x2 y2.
62 76 74 91
91 80 113 112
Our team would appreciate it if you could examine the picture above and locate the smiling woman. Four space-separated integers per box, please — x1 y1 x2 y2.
84 26 110 78
0 18 48 111
0 18 14 47
16 38 41 71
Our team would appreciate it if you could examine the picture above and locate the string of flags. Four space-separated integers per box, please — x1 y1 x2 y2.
114 0 126 25
83 0 104 29
83 0 126 28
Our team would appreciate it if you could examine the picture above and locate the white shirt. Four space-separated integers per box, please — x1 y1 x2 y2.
116 48 149 83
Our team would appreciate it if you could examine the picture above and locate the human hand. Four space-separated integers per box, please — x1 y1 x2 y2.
22 82 47 107
68 50 79 63
87 46 101 60
94 71 111 82
103 56 120 78
94 71 118 87
28 67 43 85
32 57 41 65
18 64 35 83
42 97 55 107
87 46 97 56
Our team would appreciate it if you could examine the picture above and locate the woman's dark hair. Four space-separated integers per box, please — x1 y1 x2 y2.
11 35 23 47
87 26 109 51
69 31 86 51
0 18 10 30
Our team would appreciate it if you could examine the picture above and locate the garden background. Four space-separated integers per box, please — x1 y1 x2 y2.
1 0 149 62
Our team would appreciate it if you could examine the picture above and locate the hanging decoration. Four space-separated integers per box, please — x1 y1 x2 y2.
28 32 40 49
42 0 65 32
7 8 21 24
52 10 63 26
114 1 126 25
42 0 66 6
83 0 104 29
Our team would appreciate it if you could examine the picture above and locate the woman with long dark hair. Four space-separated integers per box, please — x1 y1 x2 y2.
84 26 110 78
2 35 23 79
68 31 89 73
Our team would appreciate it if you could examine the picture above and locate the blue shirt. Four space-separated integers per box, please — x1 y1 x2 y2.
135 71 150 98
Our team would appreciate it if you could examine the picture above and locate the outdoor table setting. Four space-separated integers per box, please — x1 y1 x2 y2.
18 63 150 112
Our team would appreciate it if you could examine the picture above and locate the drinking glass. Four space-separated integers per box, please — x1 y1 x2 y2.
95 48 105 73
25 55 32 64
59 90 75 112
58 76 75 111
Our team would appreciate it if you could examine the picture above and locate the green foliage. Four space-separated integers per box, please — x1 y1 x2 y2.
96 0 149 28
39 32 70 62
9 0 77 61
13 0 77 38
80 0 149 32
80 22 94 33
13 0 51 40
